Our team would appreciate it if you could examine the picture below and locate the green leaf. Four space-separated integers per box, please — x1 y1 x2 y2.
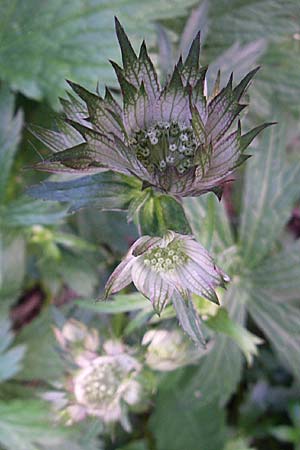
116 441 148 450
15 309 64 382
206 307 262 365
0 0 198 104
0 399 86 450
247 288 300 382
76 293 149 313
172 291 206 347
239 122 300 268
0 233 25 312
137 192 191 237
185 283 246 405
150 387 225 450
251 241 300 301
27 172 141 212
183 193 234 258
3 197 68 227
0 85 23 202
0 318 26 382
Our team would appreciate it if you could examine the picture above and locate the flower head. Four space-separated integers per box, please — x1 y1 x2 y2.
45 319 143 431
142 328 208 371
73 353 141 429
31 18 271 198
105 231 229 314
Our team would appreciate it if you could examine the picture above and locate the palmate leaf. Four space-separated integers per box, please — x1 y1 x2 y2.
0 233 25 313
186 283 246 406
239 121 300 268
0 318 26 382
183 193 235 257
206 0 300 58
0 85 23 203
0 399 89 450
150 391 225 450
0 0 198 104
247 288 300 382
251 240 300 301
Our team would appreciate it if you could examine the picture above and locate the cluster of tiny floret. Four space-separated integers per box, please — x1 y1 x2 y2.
81 361 123 406
144 241 188 272
130 121 198 175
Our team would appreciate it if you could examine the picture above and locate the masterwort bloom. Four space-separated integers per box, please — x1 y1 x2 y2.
45 320 143 431
105 231 229 315
142 328 208 371
31 18 270 197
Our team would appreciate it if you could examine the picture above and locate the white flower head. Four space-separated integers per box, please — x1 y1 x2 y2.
142 328 208 371
73 353 142 429
105 231 230 315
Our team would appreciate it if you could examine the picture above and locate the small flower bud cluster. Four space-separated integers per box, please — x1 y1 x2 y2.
131 121 198 175
143 240 188 272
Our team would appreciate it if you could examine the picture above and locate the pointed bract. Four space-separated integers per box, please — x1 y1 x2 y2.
31 18 270 199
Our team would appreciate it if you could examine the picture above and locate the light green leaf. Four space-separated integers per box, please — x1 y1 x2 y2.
206 307 262 365
76 293 149 313
247 288 300 381
0 0 197 104
0 399 91 450
183 193 235 261
0 85 23 202
137 192 191 237
251 241 300 301
0 318 26 382
239 122 300 268
185 283 246 405
3 197 68 227
0 233 25 312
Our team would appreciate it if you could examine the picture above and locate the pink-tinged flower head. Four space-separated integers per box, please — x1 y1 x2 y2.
30 18 271 198
105 231 229 315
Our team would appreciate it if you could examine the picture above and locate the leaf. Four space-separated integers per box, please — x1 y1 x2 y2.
116 441 148 450
0 85 23 202
251 241 300 301
206 0 300 57
0 233 25 312
0 399 84 450
183 193 235 260
0 318 26 382
239 121 300 268
27 172 141 213
76 293 149 313
172 291 206 347
179 0 209 60
247 288 300 382
206 40 267 93
185 283 246 406
0 0 198 104
3 197 68 227
150 387 225 450
15 309 64 382
137 192 191 237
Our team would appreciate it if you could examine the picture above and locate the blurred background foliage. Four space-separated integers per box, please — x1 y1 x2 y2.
1 0 300 449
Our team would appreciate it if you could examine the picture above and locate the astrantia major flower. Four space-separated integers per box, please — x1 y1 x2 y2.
31 18 271 198
45 320 143 431
105 231 229 315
